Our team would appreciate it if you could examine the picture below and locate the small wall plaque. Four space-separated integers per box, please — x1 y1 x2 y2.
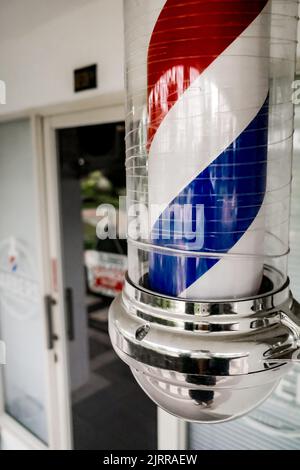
74 64 97 92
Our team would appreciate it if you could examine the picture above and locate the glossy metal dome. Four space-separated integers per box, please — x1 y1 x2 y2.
109 267 300 423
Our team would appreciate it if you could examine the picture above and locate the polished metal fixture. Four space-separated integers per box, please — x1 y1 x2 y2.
110 267 300 423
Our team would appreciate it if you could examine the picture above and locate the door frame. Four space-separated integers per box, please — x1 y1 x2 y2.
42 97 126 450
42 93 188 450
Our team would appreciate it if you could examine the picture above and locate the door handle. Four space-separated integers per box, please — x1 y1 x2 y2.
45 295 58 350
65 287 75 341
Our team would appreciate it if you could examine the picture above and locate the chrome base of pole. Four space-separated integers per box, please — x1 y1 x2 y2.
109 266 300 423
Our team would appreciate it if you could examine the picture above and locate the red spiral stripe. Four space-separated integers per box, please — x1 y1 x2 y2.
148 0 269 145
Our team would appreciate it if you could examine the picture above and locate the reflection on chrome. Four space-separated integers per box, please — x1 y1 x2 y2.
109 266 300 423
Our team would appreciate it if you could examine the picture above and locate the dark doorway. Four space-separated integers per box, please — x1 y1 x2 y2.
56 121 157 450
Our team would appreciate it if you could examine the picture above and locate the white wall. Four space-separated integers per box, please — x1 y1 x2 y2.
0 0 299 117
0 0 124 115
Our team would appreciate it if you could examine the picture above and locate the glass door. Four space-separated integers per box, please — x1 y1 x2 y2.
0 118 58 448
56 121 157 450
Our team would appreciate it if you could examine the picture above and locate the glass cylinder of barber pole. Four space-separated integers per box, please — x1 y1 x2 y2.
125 0 298 301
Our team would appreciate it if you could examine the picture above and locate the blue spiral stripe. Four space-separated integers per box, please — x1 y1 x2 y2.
148 96 269 297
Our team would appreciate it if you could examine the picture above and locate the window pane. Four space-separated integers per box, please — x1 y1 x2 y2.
0 119 48 443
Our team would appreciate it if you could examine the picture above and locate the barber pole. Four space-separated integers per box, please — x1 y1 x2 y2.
147 0 271 299
109 0 300 423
